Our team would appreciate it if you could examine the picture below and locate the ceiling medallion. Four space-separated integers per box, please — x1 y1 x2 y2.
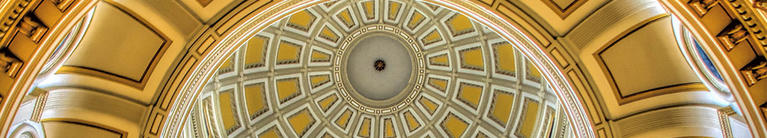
374 59 385 71
333 24 426 115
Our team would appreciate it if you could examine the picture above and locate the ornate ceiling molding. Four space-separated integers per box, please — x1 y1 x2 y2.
0 0 97 136
659 0 767 137
162 0 594 137
332 24 426 115
424 0 595 137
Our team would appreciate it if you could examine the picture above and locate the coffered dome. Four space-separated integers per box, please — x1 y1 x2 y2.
4 0 761 137
186 1 569 137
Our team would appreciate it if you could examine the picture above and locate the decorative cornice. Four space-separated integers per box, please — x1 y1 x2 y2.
0 0 34 45
659 0 767 136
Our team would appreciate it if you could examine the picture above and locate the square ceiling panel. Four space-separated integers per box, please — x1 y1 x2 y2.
597 17 701 104
62 2 169 88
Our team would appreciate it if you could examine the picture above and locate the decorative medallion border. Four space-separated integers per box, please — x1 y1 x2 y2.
332 24 426 115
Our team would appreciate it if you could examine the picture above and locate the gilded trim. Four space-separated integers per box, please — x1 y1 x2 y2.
41 118 128 138
541 0 588 19
619 82 707 104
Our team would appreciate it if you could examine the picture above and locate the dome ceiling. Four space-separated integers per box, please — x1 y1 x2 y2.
183 0 570 137
1 0 762 137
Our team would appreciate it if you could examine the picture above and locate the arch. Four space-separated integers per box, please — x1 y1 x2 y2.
658 0 767 136
0 0 98 135
160 0 594 137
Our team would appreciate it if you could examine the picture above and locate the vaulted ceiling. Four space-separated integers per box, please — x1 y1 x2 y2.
1 0 762 137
